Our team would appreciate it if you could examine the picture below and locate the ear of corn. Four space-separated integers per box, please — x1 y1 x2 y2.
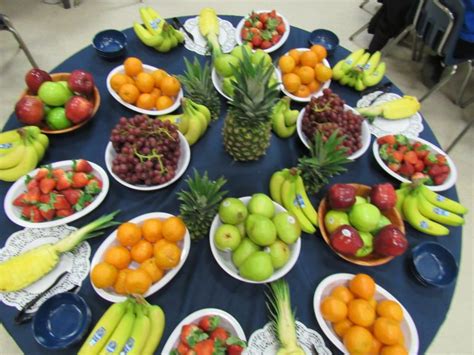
198 7 222 58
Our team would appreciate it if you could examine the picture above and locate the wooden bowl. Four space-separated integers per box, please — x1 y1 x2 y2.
21 73 100 134
318 183 405 266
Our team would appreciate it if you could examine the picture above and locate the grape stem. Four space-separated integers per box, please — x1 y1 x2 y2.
133 148 168 175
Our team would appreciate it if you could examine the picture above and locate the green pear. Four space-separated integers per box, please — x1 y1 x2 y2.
251 49 272 68
57 80 74 97
214 54 240 78
230 44 252 61
373 215 391 234
324 210 350 234
239 251 274 281
219 198 248 225
355 231 374 257
247 214 277 246
232 238 260 267
248 193 275 218
354 196 368 206
349 203 381 232
269 240 291 268
214 224 241 251
272 212 301 244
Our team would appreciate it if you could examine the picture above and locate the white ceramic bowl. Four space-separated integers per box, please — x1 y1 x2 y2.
209 196 301 284
234 10 291 53
296 105 371 160
161 308 247 353
4 160 109 229
104 131 190 191
277 48 331 102
313 273 419 355
372 135 457 191
106 64 183 116
90 212 191 302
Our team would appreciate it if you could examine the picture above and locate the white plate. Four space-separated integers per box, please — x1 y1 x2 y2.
104 131 190 191
296 104 371 160
209 196 301 284
90 212 191 302
0 225 90 312
162 308 246 353
277 48 331 102
313 273 419 355
4 160 109 229
183 17 237 56
234 10 291 53
357 92 424 138
106 64 183 116
372 135 457 191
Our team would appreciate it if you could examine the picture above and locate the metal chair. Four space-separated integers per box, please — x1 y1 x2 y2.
349 0 381 41
0 14 38 68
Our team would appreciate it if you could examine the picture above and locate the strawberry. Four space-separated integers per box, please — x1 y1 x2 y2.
40 177 56 194
254 20 263 30
176 342 191 355
23 187 40 204
21 206 33 219
403 151 418 165
439 164 450 174
198 315 220 332
260 40 272 49
13 193 27 207
26 176 39 190
52 168 65 179
27 206 44 222
397 145 408 154
399 162 415 177
270 9 277 18
414 159 425 172
434 173 449 185
251 35 262 47
424 154 437 166
210 327 229 342
276 23 285 35
249 27 260 36
428 165 444 177
271 34 281 44
377 135 396 145
388 162 401 172
85 177 102 195
412 172 429 181
180 324 208 347
63 188 82 206
258 13 268 23
73 159 93 173
56 208 74 218
415 148 429 159
241 28 250 41
244 20 252 27
436 153 447 165
35 167 49 181
390 151 403 162
72 172 89 188
56 174 72 191
194 339 225 355
54 194 71 210
226 337 246 355
39 203 55 221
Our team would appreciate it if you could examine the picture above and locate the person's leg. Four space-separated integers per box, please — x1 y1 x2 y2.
454 38 474 59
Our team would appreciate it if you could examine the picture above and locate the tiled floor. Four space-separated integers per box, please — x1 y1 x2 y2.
0 1 473 354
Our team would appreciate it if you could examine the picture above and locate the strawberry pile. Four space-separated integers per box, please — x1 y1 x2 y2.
13 159 102 222
240 10 286 50
377 134 451 185
171 315 246 355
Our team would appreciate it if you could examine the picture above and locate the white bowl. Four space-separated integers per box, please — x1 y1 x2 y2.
209 196 301 284
296 104 371 160
104 131 190 191
372 135 457 191
90 212 191 303
106 64 183 116
161 308 247 353
277 48 331 102
313 273 419 355
4 160 109 229
234 10 291 53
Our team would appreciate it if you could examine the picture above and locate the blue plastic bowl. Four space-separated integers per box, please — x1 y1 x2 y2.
411 242 458 288
308 29 339 56
92 29 127 59
33 293 91 350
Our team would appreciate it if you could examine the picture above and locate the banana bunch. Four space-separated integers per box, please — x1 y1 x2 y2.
332 49 385 91
396 183 468 236
79 298 165 355
271 97 299 138
0 126 49 182
160 98 211 146
133 7 184 53
269 168 318 234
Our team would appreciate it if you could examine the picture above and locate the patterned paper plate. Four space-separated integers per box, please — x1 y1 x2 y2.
183 16 236 55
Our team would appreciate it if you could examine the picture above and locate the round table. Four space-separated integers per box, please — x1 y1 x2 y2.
0 15 462 354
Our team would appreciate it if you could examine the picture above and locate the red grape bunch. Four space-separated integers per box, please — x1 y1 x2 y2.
301 88 363 156
110 115 181 186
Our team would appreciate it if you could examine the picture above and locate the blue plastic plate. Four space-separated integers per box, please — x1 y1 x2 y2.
308 29 339 56
92 29 127 58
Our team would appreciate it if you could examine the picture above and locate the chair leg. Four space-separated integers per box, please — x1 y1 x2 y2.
349 22 370 41
445 118 474 153
420 65 457 102
1 15 38 68
461 95 474 109
455 60 472 105
382 25 412 56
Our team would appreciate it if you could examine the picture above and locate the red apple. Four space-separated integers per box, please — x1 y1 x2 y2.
15 96 44 125
25 68 52 95
330 225 363 256
68 70 95 96
65 96 93 124
328 184 357 210
374 225 408 256
370 183 396 210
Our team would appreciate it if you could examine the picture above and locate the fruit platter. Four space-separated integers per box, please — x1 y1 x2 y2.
4 159 109 228
90 212 190 302
373 134 457 191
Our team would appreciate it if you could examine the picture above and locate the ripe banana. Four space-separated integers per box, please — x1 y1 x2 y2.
133 22 164 47
362 51 381 77
0 140 22 156
120 304 150 355
0 144 26 169
100 302 136 355
160 114 189 134
269 169 289 204
271 97 297 138
419 185 468 215
416 192 464 226
155 28 172 52
0 144 38 182
189 100 211 124
294 174 318 226
140 7 163 36
141 304 165 355
36 133 49 149
184 118 202 145
281 177 316 234
30 138 46 162
362 62 386 87
395 187 409 218
332 48 365 80
403 192 449 236
0 129 21 144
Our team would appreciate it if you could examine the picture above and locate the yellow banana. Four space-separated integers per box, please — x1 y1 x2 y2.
419 185 468 215
184 118 202 145
133 22 164 47
141 305 165 355
100 302 136 355
294 174 318 226
395 187 409 219
24 125 41 138
281 177 316 234
189 100 211 124
0 145 36 180
333 48 365 80
37 133 49 150
140 7 163 36
120 304 150 355
78 301 128 355
362 51 381 76
155 29 172 52
160 114 189 134
0 143 25 169
146 6 163 23
0 129 22 144
29 138 45 162
172 27 185 43
416 193 464 226
269 169 289 204
167 27 179 48
403 193 449 236
0 140 22 156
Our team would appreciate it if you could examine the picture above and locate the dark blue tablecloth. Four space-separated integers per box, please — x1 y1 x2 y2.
0 16 462 354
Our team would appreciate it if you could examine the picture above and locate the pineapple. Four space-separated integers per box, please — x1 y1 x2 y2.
179 57 221 121
223 51 280 161
177 169 227 240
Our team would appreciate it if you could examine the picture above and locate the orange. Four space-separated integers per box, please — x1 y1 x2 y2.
149 88 162 103
140 258 165 283
320 296 348 323
296 66 315 84
124 57 143 77
162 216 186 242
343 326 373 355
315 63 333 82
91 262 118 288
295 85 311 98
278 55 296 74
154 241 182 269
349 273 376 300
347 298 376 327
333 319 353 338
373 317 403 345
156 95 174 110
135 72 155 93
117 222 142 247
331 285 354 304
369 336 383 355
136 93 155 110
125 268 152 294
288 49 301 65
142 218 163 242
282 73 301 94
380 345 408 355
310 44 327 60
119 83 140 104
376 300 404 322
151 69 168 88
300 50 319 67
110 73 131 92
104 245 131 269
307 80 321 93
154 238 171 251
131 240 154 263
114 269 131 294
160 76 181 96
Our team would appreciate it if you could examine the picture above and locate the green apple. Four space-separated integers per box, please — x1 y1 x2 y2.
219 198 248 225
373 215 391 234
349 203 381 232
57 80 74 98
214 54 240 78
232 238 260 267
251 49 272 67
269 240 291 268
230 44 252 62
355 231 374 257
273 212 301 244
324 210 350 234
354 196 368 206
214 224 241 251
38 81 71 106
247 214 277 246
248 193 275 218
239 251 274 281
46 107 71 130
